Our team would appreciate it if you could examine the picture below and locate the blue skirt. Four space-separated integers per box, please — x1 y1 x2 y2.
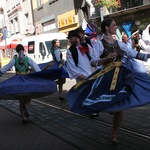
67 60 150 114
0 70 59 100
38 61 69 78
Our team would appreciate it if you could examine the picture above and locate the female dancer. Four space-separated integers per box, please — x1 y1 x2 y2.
39 39 68 102
67 18 150 145
0 44 58 123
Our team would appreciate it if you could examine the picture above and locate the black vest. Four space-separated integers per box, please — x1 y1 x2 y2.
69 43 91 67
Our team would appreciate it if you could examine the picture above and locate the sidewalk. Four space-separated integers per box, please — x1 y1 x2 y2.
0 106 77 150
0 72 150 150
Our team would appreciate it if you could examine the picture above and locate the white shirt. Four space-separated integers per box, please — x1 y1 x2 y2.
139 39 150 52
0 57 41 74
142 24 150 45
66 44 93 81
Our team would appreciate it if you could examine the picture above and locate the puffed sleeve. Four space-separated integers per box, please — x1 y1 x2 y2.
54 49 61 62
139 39 150 52
118 40 138 58
66 49 82 79
142 24 150 44
118 40 149 61
92 40 104 60
28 57 41 72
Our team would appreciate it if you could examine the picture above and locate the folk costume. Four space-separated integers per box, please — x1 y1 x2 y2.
67 39 150 114
38 47 68 79
0 53 58 100
66 43 93 83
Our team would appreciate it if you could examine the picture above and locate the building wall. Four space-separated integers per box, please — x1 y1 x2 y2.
32 0 86 34
4 0 34 36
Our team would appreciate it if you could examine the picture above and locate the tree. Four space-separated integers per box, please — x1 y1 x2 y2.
91 0 121 10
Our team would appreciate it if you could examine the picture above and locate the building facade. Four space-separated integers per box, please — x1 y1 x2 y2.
88 0 150 39
2 0 34 36
31 0 90 34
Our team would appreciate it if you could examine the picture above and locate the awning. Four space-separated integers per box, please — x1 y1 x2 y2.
0 34 25 50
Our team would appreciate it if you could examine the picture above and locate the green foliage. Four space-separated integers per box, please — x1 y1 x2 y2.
91 0 121 9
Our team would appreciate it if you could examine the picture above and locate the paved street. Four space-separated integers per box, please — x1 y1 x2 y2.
0 72 150 150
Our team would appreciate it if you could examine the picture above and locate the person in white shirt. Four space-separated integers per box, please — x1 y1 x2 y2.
142 24 150 45
66 30 93 82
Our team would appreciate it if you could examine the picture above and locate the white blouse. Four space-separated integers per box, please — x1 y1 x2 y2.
92 39 138 61
0 57 41 74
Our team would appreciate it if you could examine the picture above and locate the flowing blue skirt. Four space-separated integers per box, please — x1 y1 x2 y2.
38 61 69 78
67 59 150 114
0 70 60 100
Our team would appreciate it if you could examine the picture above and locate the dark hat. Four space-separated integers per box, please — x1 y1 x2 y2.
67 29 80 39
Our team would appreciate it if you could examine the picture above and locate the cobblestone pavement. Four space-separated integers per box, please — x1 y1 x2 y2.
0 72 150 150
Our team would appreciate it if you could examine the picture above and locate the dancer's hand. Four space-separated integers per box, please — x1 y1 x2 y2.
77 74 86 81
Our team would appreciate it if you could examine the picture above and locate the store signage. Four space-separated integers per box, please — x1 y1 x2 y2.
57 15 78 28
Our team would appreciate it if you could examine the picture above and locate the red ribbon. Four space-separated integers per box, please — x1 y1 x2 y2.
78 45 89 54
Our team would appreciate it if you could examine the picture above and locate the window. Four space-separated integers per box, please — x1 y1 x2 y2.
45 41 52 54
28 41 35 54
14 17 19 33
42 19 56 32
39 42 46 60
45 39 69 54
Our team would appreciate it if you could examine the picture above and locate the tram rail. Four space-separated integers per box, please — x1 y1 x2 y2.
33 99 150 140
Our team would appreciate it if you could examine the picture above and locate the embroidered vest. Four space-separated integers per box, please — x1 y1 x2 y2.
51 47 62 61
101 39 124 61
14 57 29 74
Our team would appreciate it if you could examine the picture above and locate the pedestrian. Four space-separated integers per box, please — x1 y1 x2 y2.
67 18 150 146
0 44 58 123
122 33 133 50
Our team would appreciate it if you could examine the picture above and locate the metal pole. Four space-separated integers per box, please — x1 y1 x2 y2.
2 14 8 55
100 5 104 22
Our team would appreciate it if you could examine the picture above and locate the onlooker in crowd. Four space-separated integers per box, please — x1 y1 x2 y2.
122 33 132 50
